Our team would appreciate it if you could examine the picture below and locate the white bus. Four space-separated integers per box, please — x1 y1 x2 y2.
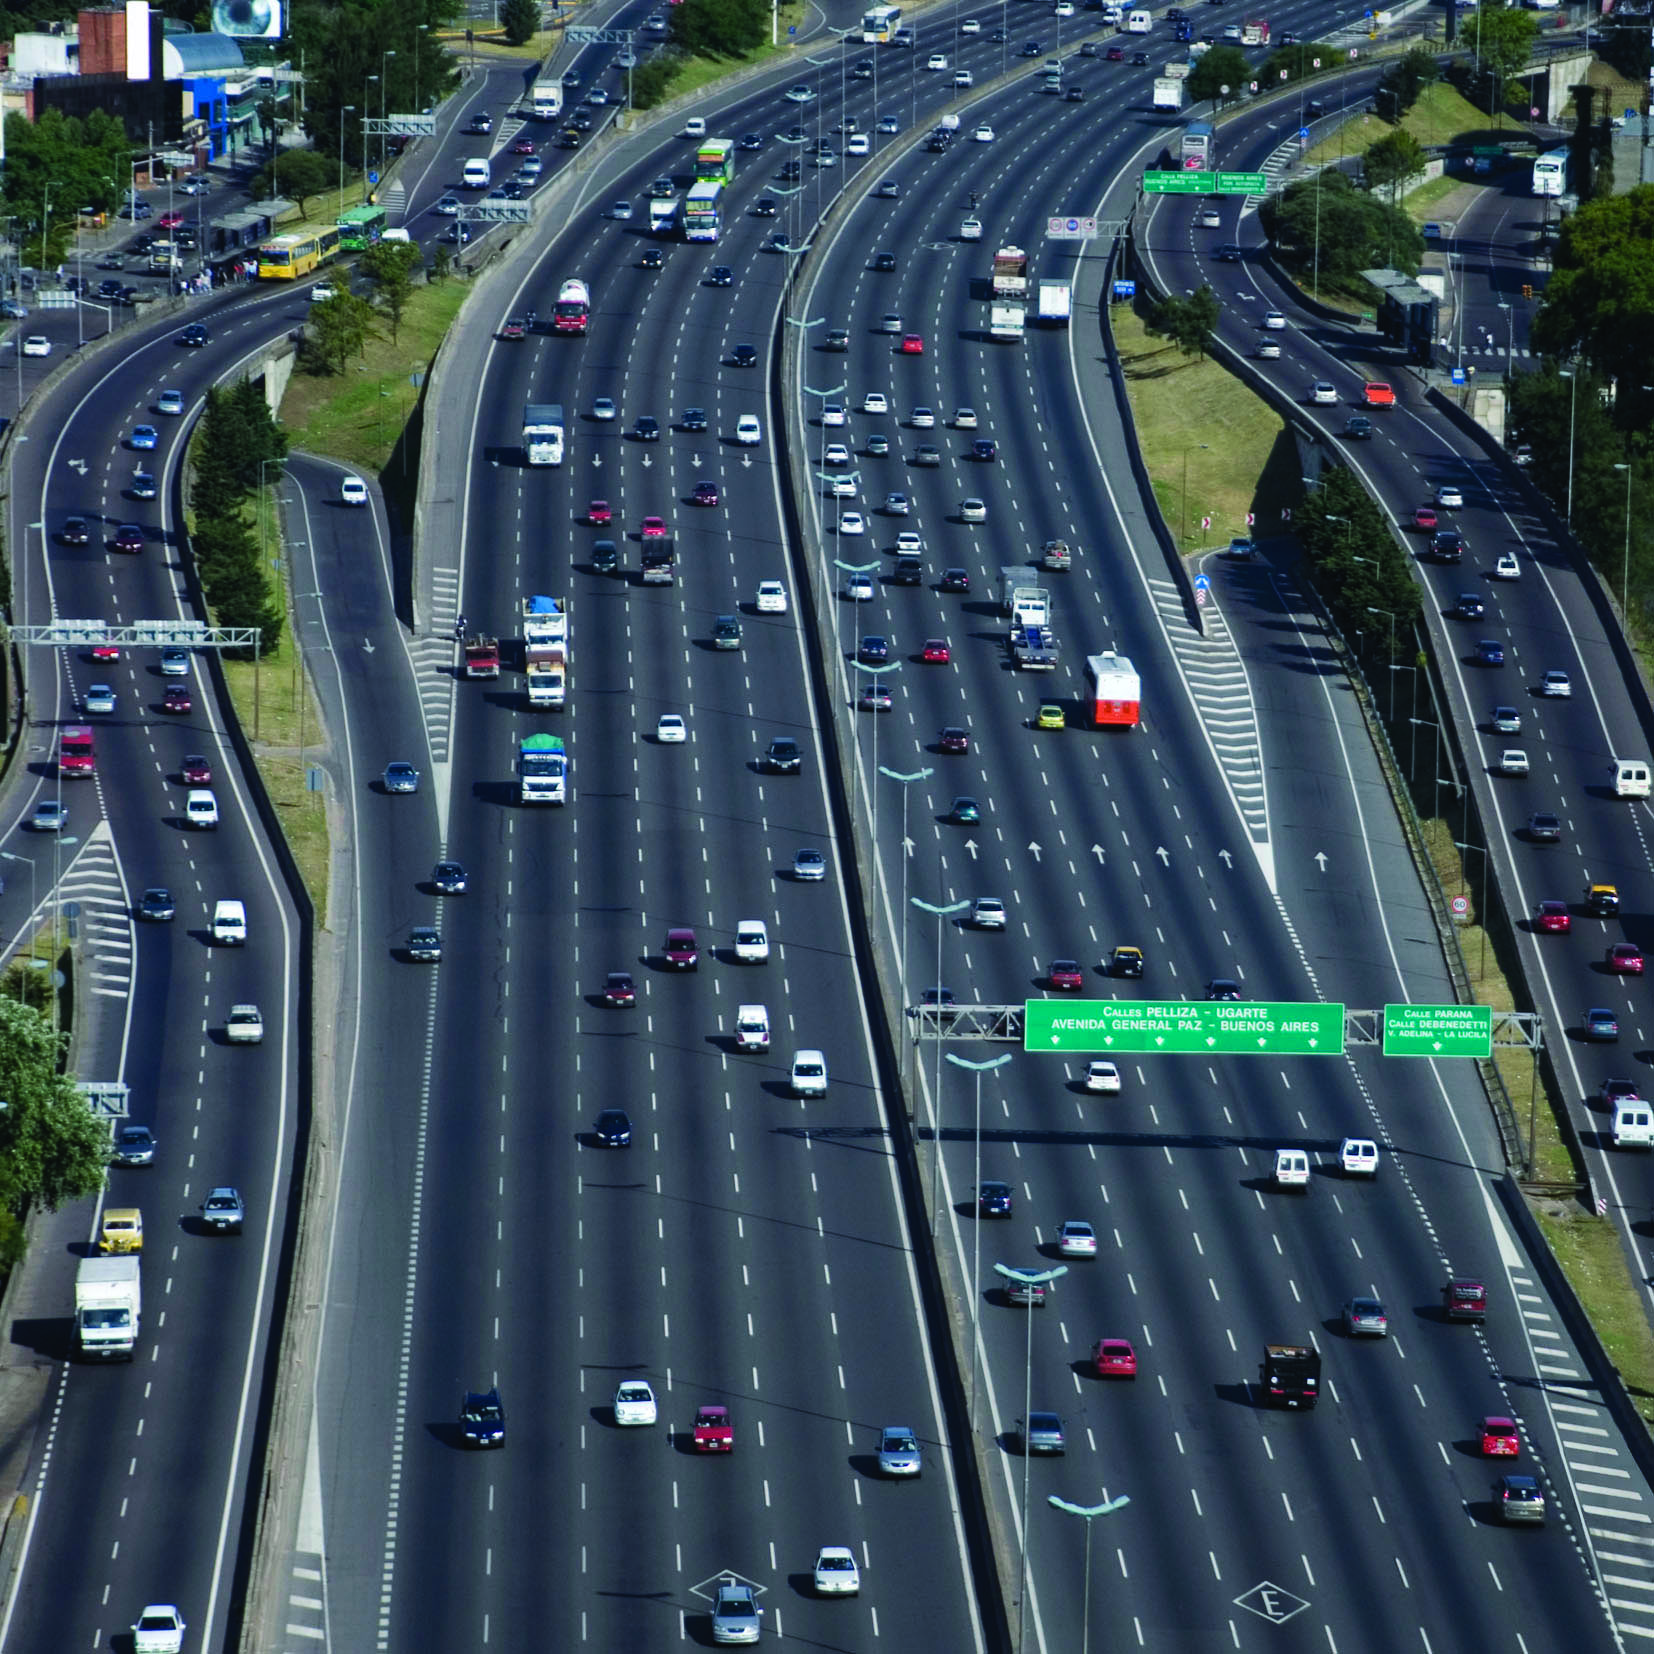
684 179 724 242
861 4 901 42
1531 148 1568 197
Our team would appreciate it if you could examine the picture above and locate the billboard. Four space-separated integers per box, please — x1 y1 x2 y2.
211 0 283 37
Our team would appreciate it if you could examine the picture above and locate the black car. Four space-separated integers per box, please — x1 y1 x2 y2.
893 556 923 586
1130 49 1150 64
648 176 674 198
1430 528 1465 562
432 860 468 894
927 131 954 153
872 251 897 272
1454 592 1486 620
460 1388 506 1447
765 738 802 774
1065 85 1085 101
731 343 758 367
778 159 802 181
978 1180 1013 1217
570 109 594 131
681 407 708 431
96 278 125 299
753 197 778 217
60 516 90 545
138 887 176 922
1215 243 1242 262
592 539 619 574
467 113 494 134
941 567 970 594
971 438 996 462
707 265 734 287
739 131 764 151
407 926 443 962
1343 415 1373 440
594 1108 633 1147
633 416 661 442
713 615 743 650
641 248 664 270
824 328 850 351
858 635 890 665
1021 39 1042 55
177 324 209 347
559 128 582 148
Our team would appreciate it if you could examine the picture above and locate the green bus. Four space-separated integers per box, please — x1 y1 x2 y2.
336 203 387 250
694 140 735 184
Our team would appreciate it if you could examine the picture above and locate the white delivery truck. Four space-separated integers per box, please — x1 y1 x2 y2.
523 403 565 467
648 195 678 234
1036 281 1071 325
76 1256 141 1359
531 79 563 119
1153 77 1186 110
989 304 1026 340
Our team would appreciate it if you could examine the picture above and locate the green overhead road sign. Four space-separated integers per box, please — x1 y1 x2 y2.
1382 1003 1493 1058
1144 170 1268 195
1024 1000 1345 1055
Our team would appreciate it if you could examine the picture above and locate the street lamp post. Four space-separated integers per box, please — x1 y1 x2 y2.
414 24 429 109
948 1050 1011 1431
1558 365 1579 526
912 895 969 1231
994 1260 1067 1653
1180 442 1208 547
1454 838 1489 978
1616 460 1634 616
1497 299 1512 362
380 51 397 175
1365 606 1396 721
1048 1493 1132 1654
338 105 355 202
364 77 378 200
848 658 899 852
877 764 932 1011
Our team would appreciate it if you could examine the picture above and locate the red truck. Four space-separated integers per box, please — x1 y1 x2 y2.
463 634 500 678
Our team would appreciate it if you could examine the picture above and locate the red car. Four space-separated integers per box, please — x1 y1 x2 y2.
899 333 925 354
1048 959 1085 991
1607 943 1645 975
91 644 121 661
1534 900 1571 934
499 316 526 340
691 480 719 506
161 684 192 714
1481 1415 1519 1457
1413 505 1438 532
113 524 145 554
181 753 212 785
692 1404 733 1451
1094 1338 1138 1378
921 638 951 664
663 927 698 969
640 515 667 539
939 727 969 754
511 136 536 155
602 970 636 1007
588 499 611 525
158 211 184 230
1105 43 1125 59
1363 381 1396 407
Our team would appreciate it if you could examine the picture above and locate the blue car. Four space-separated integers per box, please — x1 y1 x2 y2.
1475 638 1504 666
129 424 158 450
1583 1007 1619 1042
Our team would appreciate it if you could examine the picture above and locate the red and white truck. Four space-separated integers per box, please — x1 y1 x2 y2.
991 246 1029 299
463 634 500 678
1241 17 1270 45
521 595 569 709
1088 651 1141 727
553 277 590 335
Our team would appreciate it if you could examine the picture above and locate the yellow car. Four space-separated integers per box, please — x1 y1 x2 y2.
100 1207 143 1254
1036 704 1065 730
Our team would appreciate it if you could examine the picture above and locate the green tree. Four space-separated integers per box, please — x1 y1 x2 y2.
0 998 109 1215
360 239 423 340
669 0 768 58
630 52 683 109
1297 467 1420 648
252 149 335 217
1262 169 1422 287
500 0 538 45
1256 40 1344 90
1462 5 1536 123
1530 186 1654 383
1363 129 1427 204
190 512 284 655
0 107 131 266
1187 46 1251 107
305 291 379 375
1149 285 1220 359
1374 45 1438 122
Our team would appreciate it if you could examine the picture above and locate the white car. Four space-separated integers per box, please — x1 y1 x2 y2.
960 15 981 31
157 389 184 416
1493 551 1520 580
185 789 219 829
823 402 847 426
1436 483 1464 509
814 1547 861 1595
1057 1219 1098 1257
735 1004 771 1050
132 1605 187 1654
1054 0 1075 12
879 114 901 134
84 683 116 715
846 573 875 601
340 474 369 506
970 897 1006 928
954 69 974 87
1539 670 1572 697
309 281 337 303
908 406 935 428
1339 1137 1380 1177
1309 381 1338 405
894 530 923 554
1262 310 1286 330
756 581 788 614
20 335 50 357
1256 339 1282 359
847 133 870 155
973 123 995 142
656 714 687 743
786 82 815 101
1085 1060 1121 1094
1199 206 1222 228
823 442 852 467
827 475 857 498
960 498 987 524
734 413 762 445
960 217 984 241
592 397 618 420
735 919 770 962
839 510 867 535
953 408 978 429
792 1049 828 1096
613 1380 658 1426
925 51 949 69
226 1003 265 1044
609 199 633 220
862 392 889 415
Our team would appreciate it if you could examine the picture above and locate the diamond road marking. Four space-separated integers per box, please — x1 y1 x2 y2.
1233 1582 1309 1624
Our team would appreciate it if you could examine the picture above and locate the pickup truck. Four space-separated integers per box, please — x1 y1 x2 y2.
734 1004 770 1050
1041 538 1071 571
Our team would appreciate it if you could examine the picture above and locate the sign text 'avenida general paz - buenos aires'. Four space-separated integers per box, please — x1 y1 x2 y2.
1024 1000 1346 1055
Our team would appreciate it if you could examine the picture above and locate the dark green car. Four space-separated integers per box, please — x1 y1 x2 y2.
713 615 742 650
950 795 980 824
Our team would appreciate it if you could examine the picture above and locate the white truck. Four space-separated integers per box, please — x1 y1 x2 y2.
989 304 1026 341
648 195 678 234
1153 76 1186 111
1036 281 1071 325
991 246 1029 299
523 402 565 467
521 595 569 709
1164 58 1192 78
1089 650 1142 727
76 1255 140 1359
997 566 1050 626
998 564 1042 616
531 79 563 120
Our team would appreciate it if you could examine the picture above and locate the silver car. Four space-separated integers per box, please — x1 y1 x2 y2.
1343 1295 1388 1337
877 1425 922 1476
710 1580 762 1644
793 848 827 882
1023 1411 1065 1454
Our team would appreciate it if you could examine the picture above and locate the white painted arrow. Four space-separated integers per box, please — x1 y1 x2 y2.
1155 846 1170 866
69 459 87 475
1091 843 1105 863
902 836 915 857
362 637 375 654
1028 841 1042 861
592 453 603 468
641 453 653 467
1218 849 1232 868
965 839 979 860
1314 851 1328 871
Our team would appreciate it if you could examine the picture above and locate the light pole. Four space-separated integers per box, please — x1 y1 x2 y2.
1048 1493 1132 1654
848 657 898 850
414 24 429 109
913 896 969 1231
338 105 355 202
1180 442 1209 547
995 1260 1067 1653
1616 458 1633 615
1558 365 1579 526
833 554 877 690
1365 606 1396 721
1410 716 1441 820
380 51 397 175
948 1050 1011 1431
364 76 379 200
1454 838 1489 978
877 764 932 1007
1496 299 1511 362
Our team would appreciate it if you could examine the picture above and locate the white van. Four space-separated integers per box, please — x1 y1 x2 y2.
791 1050 828 1097
735 1005 770 1052
1125 8 1153 31
682 116 707 138
211 899 247 946
1614 1099 1654 1148
1611 758 1651 799
1273 1148 1310 1190
185 789 219 830
1339 1137 1379 1177
380 227 411 243
461 157 491 188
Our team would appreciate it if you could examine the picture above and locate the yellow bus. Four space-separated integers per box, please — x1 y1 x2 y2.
257 233 322 278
